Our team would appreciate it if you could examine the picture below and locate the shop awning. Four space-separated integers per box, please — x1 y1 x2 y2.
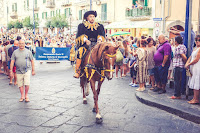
105 20 154 29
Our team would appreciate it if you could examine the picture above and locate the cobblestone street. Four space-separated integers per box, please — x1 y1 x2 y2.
0 61 199 133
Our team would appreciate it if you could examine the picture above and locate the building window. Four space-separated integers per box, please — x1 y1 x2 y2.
27 0 29 10
42 12 47 19
133 0 148 6
65 8 71 18
51 11 55 17
35 0 37 8
101 3 107 21
34 13 38 19
12 3 17 12
56 9 60 16
24 1 26 11
79 9 87 20
43 0 46 3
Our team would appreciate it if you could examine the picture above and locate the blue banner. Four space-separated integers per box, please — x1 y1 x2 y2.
36 47 70 61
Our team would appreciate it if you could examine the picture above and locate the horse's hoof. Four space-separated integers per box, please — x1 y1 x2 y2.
83 100 87 104
92 108 96 112
85 92 89 96
96 117 103 124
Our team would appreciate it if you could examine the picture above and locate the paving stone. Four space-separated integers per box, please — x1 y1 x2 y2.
32 110 60 118
52 124 82 133
29 127 54 133
0 124 33 133
41 115 74 127
123 122 160 133
0 114 49 127
44 106 67 113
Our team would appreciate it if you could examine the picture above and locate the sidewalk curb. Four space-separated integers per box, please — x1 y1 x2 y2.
135 92 200 124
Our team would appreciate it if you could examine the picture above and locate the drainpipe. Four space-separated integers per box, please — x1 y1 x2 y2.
161 0 165 33
163 0 171 34
198 0 200 34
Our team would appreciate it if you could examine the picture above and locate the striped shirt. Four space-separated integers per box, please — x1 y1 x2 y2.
173 44 187 68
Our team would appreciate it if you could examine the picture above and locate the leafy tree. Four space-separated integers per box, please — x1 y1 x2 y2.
7 21 15 30
14 21 23 29
23 16 39 29
46 15 68 29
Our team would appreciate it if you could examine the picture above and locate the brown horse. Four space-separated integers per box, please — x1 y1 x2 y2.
80 42 119 124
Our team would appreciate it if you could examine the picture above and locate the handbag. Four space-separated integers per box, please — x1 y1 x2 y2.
116 49 123 63
186 69 192 77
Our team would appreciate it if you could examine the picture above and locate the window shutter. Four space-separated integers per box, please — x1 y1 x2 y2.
144 0 148 6
79 10 82 20
15 3 17 12
42 12 44 19
12 4 14 12
46 12 47 18
64 9 66 17
105 4 107 20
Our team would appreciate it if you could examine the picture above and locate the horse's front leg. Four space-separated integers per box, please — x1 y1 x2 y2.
92 81 103 112
90 80 103 124
80 78 87 104
85 82 90 96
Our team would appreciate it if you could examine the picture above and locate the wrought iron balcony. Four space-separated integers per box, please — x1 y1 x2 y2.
10 11 18 19
34 7 40 11
61 0 72 7
125 6 152 20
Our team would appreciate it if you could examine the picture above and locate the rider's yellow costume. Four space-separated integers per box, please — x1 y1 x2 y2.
74 11 105 78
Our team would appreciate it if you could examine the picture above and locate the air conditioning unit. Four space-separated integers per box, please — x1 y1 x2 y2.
96 0 101 5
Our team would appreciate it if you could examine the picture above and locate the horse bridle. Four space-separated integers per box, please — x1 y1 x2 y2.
102 53 116 72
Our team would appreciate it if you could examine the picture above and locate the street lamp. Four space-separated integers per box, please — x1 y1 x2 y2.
70 13 72 35
33 0 35 35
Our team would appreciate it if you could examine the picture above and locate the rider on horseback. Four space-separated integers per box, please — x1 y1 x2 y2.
74 10 105 78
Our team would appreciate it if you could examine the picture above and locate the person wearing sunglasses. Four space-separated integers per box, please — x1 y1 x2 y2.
185 35 200 104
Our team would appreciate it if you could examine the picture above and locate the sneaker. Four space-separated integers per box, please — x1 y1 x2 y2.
158 89 166 94
132 83 139 87
152 87 161 92
146 82 151 86
129 82 134 86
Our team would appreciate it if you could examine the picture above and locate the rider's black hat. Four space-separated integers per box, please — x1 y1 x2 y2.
84 10 97 20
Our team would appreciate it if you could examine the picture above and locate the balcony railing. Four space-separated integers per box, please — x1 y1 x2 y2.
10 11 18 19
34 7 40 11
74 0 90 7
46 0 55 8
126 7 152 20
61 0 72 7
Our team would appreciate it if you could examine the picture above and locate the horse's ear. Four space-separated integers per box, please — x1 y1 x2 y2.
115 45 120 50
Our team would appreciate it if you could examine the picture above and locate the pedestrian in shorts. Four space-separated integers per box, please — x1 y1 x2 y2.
10 39 35 102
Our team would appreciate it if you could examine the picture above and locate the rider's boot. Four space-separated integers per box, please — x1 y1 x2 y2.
73 59 82 78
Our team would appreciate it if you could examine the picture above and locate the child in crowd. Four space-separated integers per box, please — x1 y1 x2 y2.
129 44 138 87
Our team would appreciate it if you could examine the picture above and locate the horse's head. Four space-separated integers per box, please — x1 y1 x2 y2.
99 43 119 80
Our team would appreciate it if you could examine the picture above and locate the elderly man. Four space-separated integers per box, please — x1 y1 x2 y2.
10 39 35 102
153 35 172 94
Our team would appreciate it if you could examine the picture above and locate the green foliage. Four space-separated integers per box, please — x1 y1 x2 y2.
14 21 23 29
46 15 68 29
7 21 15 30
23 16 39 29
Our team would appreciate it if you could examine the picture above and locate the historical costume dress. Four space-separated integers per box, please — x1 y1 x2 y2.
74 10 105 78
